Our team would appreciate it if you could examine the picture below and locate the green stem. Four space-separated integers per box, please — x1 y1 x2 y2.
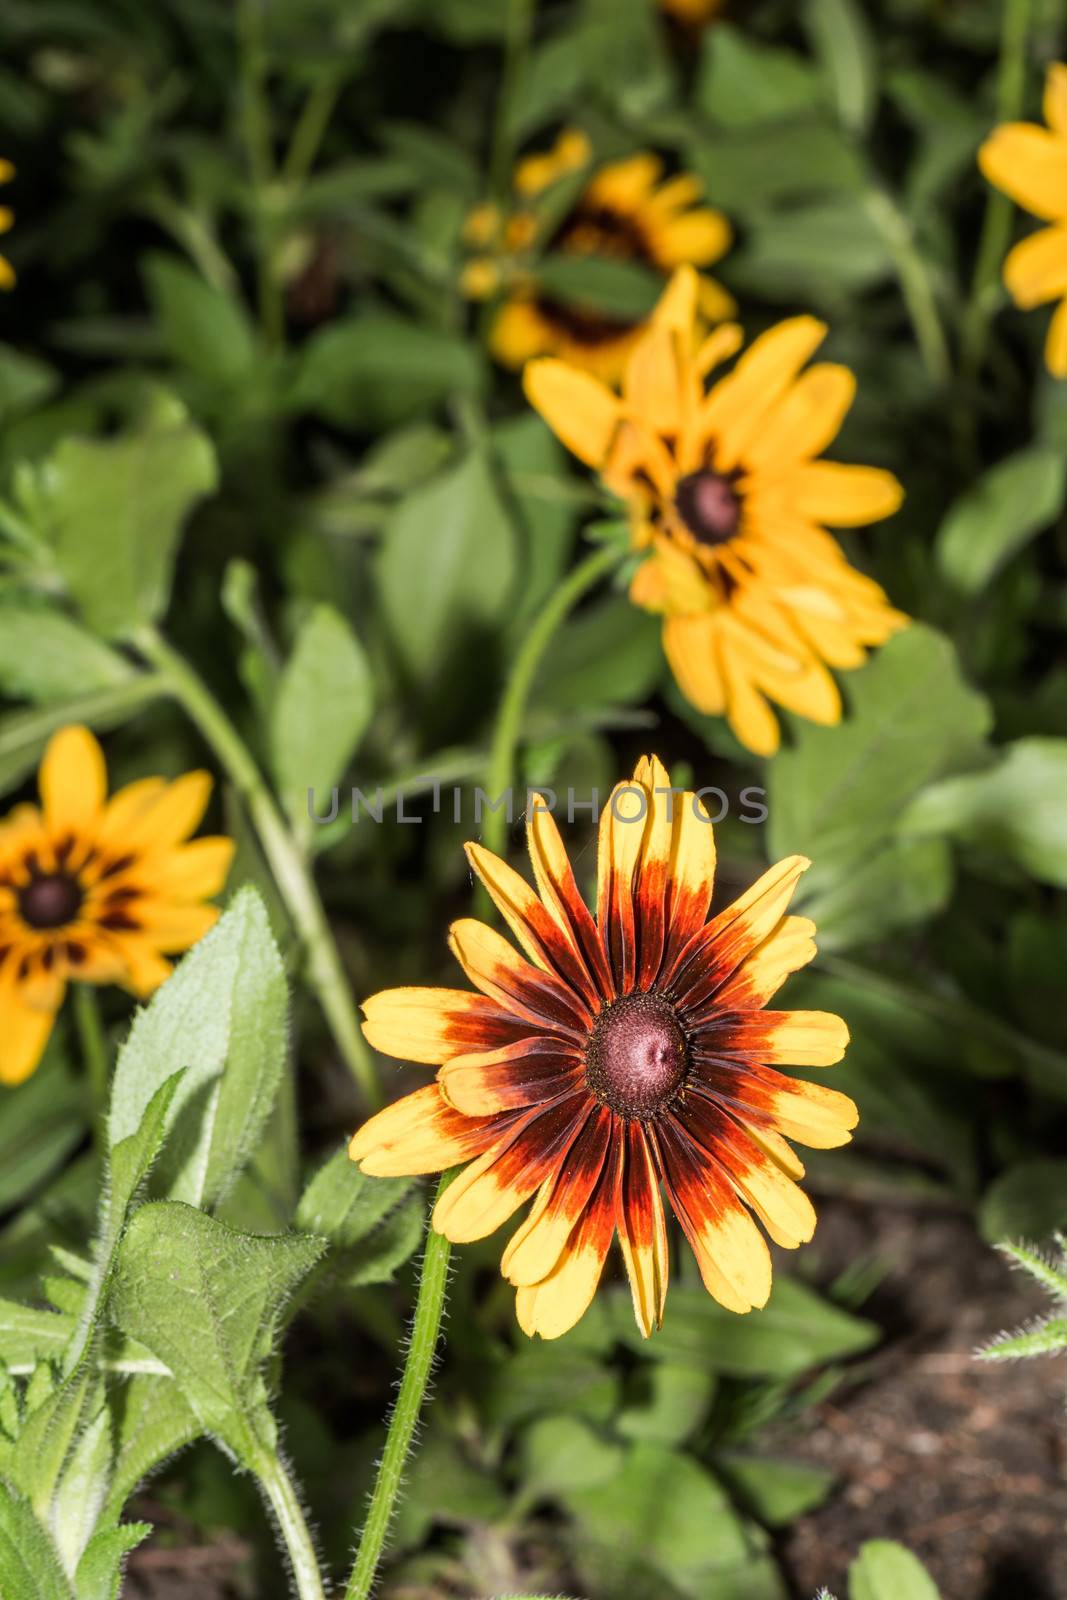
345 1173 455 1600
865 187 952 386
252 1444 328 1600
483 543 621 863
135 626 380 1107
73 985 109 1154
960 0 1033 384
281 76 342 187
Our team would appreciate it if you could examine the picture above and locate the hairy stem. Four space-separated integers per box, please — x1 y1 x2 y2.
253 1445 328 1600
483 543 621 864
135 626 379 1106
865 187 952 386
345 1174 455 1600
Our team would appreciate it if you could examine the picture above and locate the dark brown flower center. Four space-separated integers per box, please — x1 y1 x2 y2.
675 469 740 546
585 992 688 1118
18 871 83 930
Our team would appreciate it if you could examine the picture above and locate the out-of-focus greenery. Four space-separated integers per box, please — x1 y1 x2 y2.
2 0 1067 1595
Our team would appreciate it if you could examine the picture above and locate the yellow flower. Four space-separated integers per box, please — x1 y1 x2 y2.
0 726 235 1086
0 160 15 290
351 756 854 1340
979 63 1067 376
524 267 907 756
461 131 734 383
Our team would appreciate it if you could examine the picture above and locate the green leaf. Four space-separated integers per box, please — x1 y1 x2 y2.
520 1414 622 1497
533 592 662 716
686 122 866 214
563 1441 760 1599
803 0 877 135
0 344 59 424
22 394 217 638
109 888 287 1211
767 626 992 946
731 196 891 302
533 255 662 320
292 311 486 431
994 1240 1067 1304
143 254 257 389
376 450 519 688
979 1315 1067 1361
609 1281 877 1379
295 1150 422 1288
0 1478 73 1600
901 738 1067 888
0 1045 85 1214
99 1376 199 1525
936 447 1067 595
717 1455 835 1527
493 414 580 631
73 1522 151 1600
270 605 373 821
696 26 824 128
0 606 133 704
848 1540 941 1600
980 1161 1067 1244
0 1301 72 1370
109 1203 324 1458
50 1405 111 1575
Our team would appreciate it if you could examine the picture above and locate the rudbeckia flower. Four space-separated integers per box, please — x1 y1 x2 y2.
350 758 855 1340
0 159 15 289
979 63 1067 377
0 725 234 1086
462 130 733 382
524 266 907 756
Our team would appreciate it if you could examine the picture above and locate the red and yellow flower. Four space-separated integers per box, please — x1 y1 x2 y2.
350 757 855 1340
524 266 907 756
0 725 234 1086
462 130 733 382
0 159 15 290
979 63 1067 377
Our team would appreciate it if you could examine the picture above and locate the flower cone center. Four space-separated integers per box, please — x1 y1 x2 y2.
585 992 688 1118
676 469 740 546
19 871 82 930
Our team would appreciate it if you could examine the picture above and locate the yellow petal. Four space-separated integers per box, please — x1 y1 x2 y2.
782 461 904 527
654 208 732 268
151 837 235 900
1045 63 1067 137
349 1083 499 1176
742 364 857 471
662 613 727 712
39 726 108 839
523 359 620 466
1003 224 1067 308
705 317 828 472
361 986 519 1064
979 123 1067 222
0 965 60 1086
714 915 817 1010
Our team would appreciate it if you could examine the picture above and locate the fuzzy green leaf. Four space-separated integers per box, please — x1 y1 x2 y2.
0 606 134 704
271 604 374 821
849 1540 941 1600
73 1522 151 1600
936 447 1067 595
0 1478 73 1600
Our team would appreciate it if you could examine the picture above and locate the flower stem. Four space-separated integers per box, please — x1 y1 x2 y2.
237 0 284 346
345 1173 455 1600
252 1444 328 1600
960 0 1033 384
134 625 380 1107
864 187 952 386
73 985 110 1154
489 0 536 201
482 543 621 864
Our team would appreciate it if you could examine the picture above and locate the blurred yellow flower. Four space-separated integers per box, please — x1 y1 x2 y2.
461 131 733 382
659 0 724 26
525 267 907 756
979 63 1067 376
0 159 15 289
0 726 234 1085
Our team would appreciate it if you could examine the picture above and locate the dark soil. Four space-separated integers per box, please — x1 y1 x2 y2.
776 1197 1067 1600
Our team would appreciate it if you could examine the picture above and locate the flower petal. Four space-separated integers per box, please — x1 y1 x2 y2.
502 1106 612 1285
701 1008 849 1068
1046 295 1067 376
781 462 904 527
526 796 614 999
704 317 828 472
349 1083 503 1176
1003 224 1067 308
713 915 817 1009
515 1135 621 1339
668 855 809 1010
979 123 1067 222
0 965 61 1086
432 1092 588 1243
596 778 651 994
691 1067 858 1150
617 1122 669 1336
464 841 597 1006
676 1097 816 1249
655 1117 772 1312
439 1036 583 1116
39 726 108 839
523 360 620 467
741 364 856 471
362 986 528 1064
1046 63 1067 137
448 918 591 1035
